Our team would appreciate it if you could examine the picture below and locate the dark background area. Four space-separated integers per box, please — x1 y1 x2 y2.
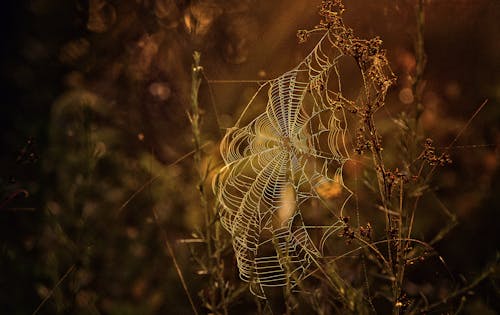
0 0 499 314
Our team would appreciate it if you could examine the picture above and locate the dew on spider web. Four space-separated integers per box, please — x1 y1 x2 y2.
212 23 390 298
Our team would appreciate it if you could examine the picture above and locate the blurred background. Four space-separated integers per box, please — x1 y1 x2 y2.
0 0 498 314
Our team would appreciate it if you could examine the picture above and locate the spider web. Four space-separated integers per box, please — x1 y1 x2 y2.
214 29 357 298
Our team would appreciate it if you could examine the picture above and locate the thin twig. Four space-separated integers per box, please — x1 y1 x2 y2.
152 208 199 315
32 264 76 315
115 143 209 216
419 257 498 313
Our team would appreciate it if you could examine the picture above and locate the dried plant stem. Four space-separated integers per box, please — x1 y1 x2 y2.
405 0 427 257
364 112 401 303
418 255 498 314
394 180 406 315
152 208 199 315
190 51 203 167
428 193 458 246
190 51 229 315
391 2 427 313
364 111 393 257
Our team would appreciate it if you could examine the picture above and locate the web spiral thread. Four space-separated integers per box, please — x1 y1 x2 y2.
214 28 358 298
